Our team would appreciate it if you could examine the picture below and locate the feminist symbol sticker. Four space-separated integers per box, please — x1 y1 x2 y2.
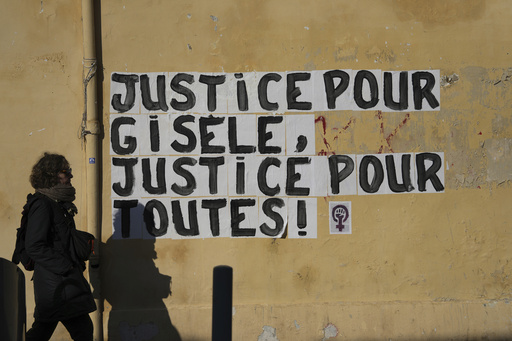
329 202 352 234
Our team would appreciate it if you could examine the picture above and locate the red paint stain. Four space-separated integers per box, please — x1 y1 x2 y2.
323 137 331 149
315 116 327 135
377 112 410 153
478 131 482 135
341 117 356 131
385 113 410 146
314 116 333 153
316 116 355 154
376 111 385 136
332 117 356 141
318 149 335 156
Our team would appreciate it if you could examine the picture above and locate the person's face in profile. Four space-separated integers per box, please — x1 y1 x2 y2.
58 168 73 185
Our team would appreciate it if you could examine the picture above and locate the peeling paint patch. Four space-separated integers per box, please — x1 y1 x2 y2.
258 326 279 341
333 38 358 62
493 68 512 86
210 15 219 31
365 46 395 64
392 1 486 28
323 323 338 340
440 73 459 87
485 138 512 182
294 320 300 330
28 128 46 136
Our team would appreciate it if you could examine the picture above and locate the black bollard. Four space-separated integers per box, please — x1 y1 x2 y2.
212 265 233 341
0 258 26 341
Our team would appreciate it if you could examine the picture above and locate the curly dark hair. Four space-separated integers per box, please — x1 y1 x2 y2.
30 152 70 189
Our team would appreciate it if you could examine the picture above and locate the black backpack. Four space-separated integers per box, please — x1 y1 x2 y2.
11 195 39 271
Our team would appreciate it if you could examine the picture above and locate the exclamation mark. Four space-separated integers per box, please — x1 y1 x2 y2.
297 200 307 236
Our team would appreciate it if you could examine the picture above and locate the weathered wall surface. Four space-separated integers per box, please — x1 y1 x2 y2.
1 0 511 340
0 1 87 338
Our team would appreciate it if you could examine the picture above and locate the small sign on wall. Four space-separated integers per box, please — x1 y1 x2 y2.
329 201 352 234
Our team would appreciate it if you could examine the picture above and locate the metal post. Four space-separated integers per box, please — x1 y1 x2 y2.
212 265 233 341
0 258 26 341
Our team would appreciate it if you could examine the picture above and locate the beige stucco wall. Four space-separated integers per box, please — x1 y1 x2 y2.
1 0 511 340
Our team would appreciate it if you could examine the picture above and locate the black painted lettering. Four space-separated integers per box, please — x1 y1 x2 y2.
199 75 226 112
171 200 199 236
228 117 256 154
199 116 226 154
202 199 227 237
295 135 307 153
199 156 225 195
354 70 379 109
170 73 196 111
231 199 256 237
236 157 245 195
257 157 281 196
111 73 139 113
260 198 285 237
258 116 283 154
412 72 440 110
140 74 169 112
143 199 169 237
323 70 350 109
328 155 355 194
258 73 282 111
142 158 167 195
416 153 444 192
287 72 312 110
384 71 408 111
386 154 414 193
111 116 137 155
112 157 138 196
171 157 197 196
149 115 160 152
235 73 248 111
113 199 139 238
297 200 307 236
171 115 197 153
359 155 384 193
286 157 311 196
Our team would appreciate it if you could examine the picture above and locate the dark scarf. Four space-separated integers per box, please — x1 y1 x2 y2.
36 184 78 216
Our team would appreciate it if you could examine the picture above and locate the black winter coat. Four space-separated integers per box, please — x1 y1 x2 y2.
24 193 96 322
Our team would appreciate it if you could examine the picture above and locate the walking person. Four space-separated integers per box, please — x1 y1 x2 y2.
24 152 96 341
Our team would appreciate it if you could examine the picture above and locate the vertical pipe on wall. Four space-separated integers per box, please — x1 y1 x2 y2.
81 0 103 340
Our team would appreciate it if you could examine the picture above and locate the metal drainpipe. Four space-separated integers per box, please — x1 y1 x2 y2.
81 0 103 340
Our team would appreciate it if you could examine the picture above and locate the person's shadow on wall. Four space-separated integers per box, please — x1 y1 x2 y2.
92 203 182 341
